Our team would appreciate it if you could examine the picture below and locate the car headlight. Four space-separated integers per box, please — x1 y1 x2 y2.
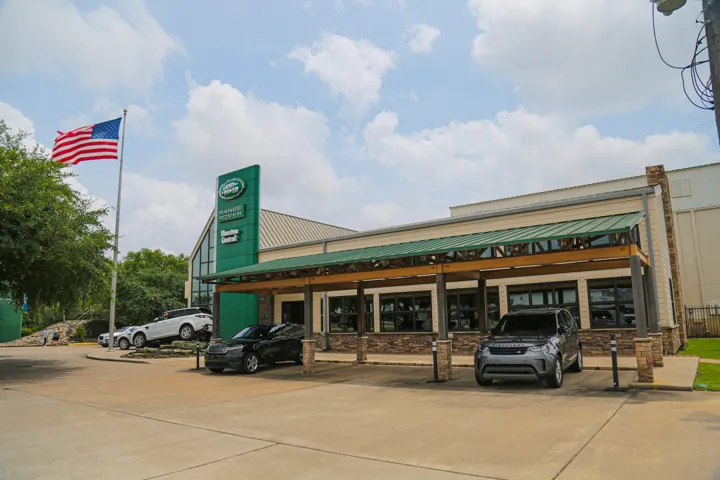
528 345 549 353
477 345 489 354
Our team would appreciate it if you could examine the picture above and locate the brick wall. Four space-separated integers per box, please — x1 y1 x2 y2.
646 165 687 344
450 332 487 354
662 325 681 354
579 329 636 356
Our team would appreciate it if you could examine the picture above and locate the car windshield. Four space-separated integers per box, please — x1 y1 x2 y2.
494 313 557 336
232 326 270 340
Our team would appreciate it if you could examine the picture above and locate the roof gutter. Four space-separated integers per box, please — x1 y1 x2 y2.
259 186 657 253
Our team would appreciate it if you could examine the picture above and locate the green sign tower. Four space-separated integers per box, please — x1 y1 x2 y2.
214 165 261 339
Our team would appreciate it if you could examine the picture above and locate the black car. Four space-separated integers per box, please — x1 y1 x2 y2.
205 323 305 374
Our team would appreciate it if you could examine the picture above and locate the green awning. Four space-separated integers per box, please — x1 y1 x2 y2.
201 212 643 282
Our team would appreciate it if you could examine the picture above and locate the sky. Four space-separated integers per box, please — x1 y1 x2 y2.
1 0 718 256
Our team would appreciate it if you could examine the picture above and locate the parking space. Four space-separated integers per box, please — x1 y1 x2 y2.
2 347 720 480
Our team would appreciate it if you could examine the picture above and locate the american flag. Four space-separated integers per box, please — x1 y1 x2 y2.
52 117 122 165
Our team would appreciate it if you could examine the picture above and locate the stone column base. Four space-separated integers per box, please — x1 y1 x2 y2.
634 338 654 383
648 332 664 367
356 336 368 363
436 340 452 382
302 339 316 374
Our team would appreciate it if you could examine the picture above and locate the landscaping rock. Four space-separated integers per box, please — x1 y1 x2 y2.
171 340 208 351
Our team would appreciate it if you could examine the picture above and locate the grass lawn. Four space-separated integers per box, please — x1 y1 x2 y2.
679 339 720 360
695 363 720 392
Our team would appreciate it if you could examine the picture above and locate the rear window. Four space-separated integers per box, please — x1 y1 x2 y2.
495 313 557 336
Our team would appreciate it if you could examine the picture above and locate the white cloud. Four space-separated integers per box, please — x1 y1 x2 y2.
120 173 214 254
0 0 183 91
408 24 441 53
0 101 36 143
360 201 404 228
289 33 396 113
173 78 360 216
468 0 704 116
364 108 719 200
333 0 404 9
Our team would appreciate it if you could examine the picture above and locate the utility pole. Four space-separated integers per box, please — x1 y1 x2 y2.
703 0 720 145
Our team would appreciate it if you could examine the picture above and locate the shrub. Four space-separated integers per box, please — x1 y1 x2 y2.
73 325 87 343
21 328 33 337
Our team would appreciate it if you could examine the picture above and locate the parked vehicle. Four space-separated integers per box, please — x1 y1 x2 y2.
115 326 140 350
97 326 129 347
205 323 304 374
129 307 213 349
474 308 582 389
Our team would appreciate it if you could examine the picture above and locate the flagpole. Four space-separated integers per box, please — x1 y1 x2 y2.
107 109 127 352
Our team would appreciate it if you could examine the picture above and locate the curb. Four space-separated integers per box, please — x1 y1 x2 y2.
629 381 693 392
316 359 636 371
69 343 98 347
86 353 149 364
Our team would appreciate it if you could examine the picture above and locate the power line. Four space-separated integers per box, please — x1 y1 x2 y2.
652 3 714 110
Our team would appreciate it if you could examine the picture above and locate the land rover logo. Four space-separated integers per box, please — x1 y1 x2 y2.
218 178 246 201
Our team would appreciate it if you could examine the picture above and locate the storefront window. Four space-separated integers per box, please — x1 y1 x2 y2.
446 288 500 330
328 296 373 333
380 292 432 332
507 282 579 324
190 219 216 310
588 278 635 329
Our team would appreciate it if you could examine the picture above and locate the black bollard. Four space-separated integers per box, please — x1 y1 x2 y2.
431 336 438 383
604 333 628 392
195 341 201 370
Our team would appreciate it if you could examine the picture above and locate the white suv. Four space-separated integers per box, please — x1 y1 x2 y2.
129 307 213 349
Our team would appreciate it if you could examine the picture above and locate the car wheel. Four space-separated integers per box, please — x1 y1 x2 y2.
570 347 583 373
475 370 493 386
118 337 130 350
546 358 564 388
207 367 224 373
133 333 147 349
242 352 260 374
295 346 303 365
179 324 194 340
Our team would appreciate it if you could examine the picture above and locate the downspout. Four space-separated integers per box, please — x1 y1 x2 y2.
641 192 657 268
321 241 329 351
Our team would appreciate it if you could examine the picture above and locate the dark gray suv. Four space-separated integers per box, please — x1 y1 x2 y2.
474 308 582 388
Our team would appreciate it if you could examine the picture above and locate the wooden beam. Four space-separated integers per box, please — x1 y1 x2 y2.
482 259 629 280
446 271 482 281
440 245 632 274
217 276 308 293
308 265 441 286
219 246 632 294
631 245 651 266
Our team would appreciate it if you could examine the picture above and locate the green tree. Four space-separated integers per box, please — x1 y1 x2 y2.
115 248 189 325
0 121 112 313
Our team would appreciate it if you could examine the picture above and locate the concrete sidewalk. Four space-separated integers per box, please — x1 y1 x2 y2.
315 351 638 371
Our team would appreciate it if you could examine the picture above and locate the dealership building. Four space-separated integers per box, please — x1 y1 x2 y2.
188 163 720 382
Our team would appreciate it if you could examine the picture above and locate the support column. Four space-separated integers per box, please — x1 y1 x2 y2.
211 290 222 342
644 264 664 367
649 333 664 367
477 277 488 335
634 337 654 383
436 340 452 382
435 273 451 381
630 256 648 338
436 273 448 341
302 284 315 374
356 282 367 364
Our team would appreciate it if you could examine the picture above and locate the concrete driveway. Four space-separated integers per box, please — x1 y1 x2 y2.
1 347 719 480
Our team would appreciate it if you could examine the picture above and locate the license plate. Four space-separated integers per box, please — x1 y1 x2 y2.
207 354 223 359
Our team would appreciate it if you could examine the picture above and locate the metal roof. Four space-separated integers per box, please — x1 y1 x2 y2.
259 210 356 249
201 212 644 281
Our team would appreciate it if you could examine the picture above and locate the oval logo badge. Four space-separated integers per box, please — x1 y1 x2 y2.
218 177 246 201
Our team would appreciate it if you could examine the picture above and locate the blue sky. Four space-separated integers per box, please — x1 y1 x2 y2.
1 0 718 255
